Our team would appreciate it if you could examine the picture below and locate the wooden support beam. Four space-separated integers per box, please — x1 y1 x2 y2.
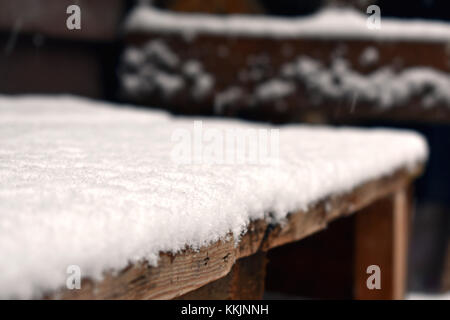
178 252 267 300
354 187 411 300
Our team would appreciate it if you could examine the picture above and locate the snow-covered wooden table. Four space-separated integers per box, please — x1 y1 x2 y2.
57 165 422 300
119 5 450 297
0 95 427 300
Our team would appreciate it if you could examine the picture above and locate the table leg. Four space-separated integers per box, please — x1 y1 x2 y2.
354 187 412 300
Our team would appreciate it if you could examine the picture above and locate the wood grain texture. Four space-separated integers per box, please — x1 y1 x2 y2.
54 164 423 300
177 252 267 300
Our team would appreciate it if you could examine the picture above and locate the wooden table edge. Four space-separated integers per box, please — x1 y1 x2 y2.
52 163 424 300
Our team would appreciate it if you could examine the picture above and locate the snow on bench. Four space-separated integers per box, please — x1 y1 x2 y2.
121 8 450 122
120 41 450 113
125 6 450 42
0 95 427 299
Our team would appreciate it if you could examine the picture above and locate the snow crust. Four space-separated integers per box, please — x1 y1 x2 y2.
0 95 427 298
126 6 450 42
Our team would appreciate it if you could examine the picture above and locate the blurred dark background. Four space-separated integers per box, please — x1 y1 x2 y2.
0 0 449 295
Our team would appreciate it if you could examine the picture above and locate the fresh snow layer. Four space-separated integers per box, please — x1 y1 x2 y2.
126 6 450 42
0 95 427 299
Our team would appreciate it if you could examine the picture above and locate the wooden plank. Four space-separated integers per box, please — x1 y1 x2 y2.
264 187 414 300
124 34 450 123
54 164 423 299
177 252 267 300
54 239 237 300
354 187 411 300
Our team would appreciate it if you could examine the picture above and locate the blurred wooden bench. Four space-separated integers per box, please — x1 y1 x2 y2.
122 8 450 124
55 164 423 300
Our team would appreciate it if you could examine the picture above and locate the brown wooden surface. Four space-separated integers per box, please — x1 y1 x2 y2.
354 187 411 299
178 252 267 300
54 164 422 300
125 33 450 124
266 186 412 300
